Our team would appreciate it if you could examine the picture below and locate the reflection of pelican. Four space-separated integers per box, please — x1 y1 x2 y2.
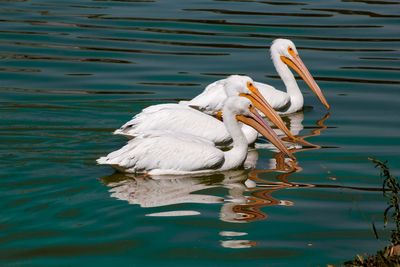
101 170 251 216
294 112 330 148
100 165 292 222
114 75 294 145
256 111 306 153
243 148 259 170
102 173 223 208
185 39 329 114
97 96 294 175
220 240 256 249
275 112 305 137
268 112 330 169
101 151 383 223
220 166 295 224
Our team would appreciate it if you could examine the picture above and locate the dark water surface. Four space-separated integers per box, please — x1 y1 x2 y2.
1 0 400 266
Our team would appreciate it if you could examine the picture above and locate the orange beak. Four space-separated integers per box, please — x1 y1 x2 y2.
237 106 295 160
241 82 296 141
281 53 330 110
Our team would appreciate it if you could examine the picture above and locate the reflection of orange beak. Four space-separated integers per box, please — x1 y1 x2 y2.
237 107 295 160
241 82 296 141
281 54 330 109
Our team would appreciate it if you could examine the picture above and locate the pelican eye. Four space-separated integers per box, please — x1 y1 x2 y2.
287 46 296 57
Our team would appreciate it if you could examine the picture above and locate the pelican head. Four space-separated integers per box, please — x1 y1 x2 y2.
271 39 330 110
223 75 296 140
224 96 295 160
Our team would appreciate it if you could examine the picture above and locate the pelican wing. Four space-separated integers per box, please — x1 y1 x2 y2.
254 81 291 111
97 131 225 173
182 79 228 114
182 78 291 113
114 104 232 145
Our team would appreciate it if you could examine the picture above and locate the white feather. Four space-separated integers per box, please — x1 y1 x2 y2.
181 79 228 115
114 104 232 145
254 81 291 111
114 76 260 145
98 96 274 174
98 131 224 174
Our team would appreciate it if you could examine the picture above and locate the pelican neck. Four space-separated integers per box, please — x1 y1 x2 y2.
219 106 248 170
271 50 304 112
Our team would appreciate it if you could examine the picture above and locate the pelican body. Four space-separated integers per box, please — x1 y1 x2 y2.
114 103 241 146
114 75 295 145
184 39 330 115
97 96 294 175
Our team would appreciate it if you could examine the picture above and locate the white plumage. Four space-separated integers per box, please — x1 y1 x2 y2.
97 96 294 175
114 75 294 145
185 39 330 115
114 104 232 145
181 79 228 115
98 130 224 174
114 103 260 146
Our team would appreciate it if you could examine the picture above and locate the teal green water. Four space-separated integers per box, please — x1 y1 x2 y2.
1 0 400 266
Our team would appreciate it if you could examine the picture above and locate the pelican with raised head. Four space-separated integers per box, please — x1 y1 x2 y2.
184 39 330 114
97 96 295 175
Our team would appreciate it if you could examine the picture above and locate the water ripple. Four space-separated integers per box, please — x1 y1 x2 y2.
267 75 400 84
342 0 400 4
84 16 382 28
303 8 400 17
1 0 399 266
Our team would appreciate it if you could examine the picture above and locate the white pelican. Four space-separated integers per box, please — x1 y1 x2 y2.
184 39 330 114
114 75 295 145
97 96 295 175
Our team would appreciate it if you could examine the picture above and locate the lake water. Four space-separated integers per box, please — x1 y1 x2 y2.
1 0 400 266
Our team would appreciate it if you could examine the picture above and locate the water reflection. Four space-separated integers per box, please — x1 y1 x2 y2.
290 111 331 154
220 239 256 249
101 172 224 208
100 111 331 221
260 111 329 156
219 169 295 224
101 153 299 222
100 110 384 249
